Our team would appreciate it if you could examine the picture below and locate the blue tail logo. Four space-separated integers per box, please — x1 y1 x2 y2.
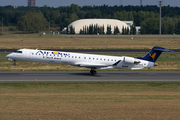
137 46 173 62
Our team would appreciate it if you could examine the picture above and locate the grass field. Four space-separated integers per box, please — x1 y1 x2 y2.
0 52 179 71
0 83 180 120
0 35 180 120
0 34 180 49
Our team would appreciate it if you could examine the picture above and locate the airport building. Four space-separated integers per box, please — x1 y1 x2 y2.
28 0 35 7
63 19 131 34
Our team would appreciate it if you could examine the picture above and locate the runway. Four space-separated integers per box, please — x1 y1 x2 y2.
0 71 180 82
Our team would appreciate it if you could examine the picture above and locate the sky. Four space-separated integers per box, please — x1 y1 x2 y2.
0 0 180 7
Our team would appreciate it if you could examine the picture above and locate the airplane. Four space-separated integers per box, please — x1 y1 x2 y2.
6 46 172 75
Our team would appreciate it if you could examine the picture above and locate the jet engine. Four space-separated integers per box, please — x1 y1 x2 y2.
123 57 140 64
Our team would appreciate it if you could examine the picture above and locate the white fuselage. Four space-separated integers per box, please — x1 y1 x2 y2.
6 49 155 70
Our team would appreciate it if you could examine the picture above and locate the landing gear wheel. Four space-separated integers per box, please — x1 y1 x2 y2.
13 60 16 66
90 69 97 75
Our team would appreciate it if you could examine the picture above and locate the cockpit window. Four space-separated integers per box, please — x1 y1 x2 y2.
13 50 22 53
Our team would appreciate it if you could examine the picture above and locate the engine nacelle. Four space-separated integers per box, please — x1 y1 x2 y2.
123 56 140 64
123 57 135 64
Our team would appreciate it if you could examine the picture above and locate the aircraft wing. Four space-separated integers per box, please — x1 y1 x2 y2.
75 60 121 69
76 63 109 68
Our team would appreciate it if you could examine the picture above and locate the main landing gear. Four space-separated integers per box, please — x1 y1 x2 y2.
90 69 97 75
13 60 16 66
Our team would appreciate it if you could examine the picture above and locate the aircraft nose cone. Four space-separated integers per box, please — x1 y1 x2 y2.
6 54 12 58
6 55 9 58
6 54 9 58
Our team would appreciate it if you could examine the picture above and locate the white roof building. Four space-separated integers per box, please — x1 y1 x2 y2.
122 21 133 26
63 19 130 34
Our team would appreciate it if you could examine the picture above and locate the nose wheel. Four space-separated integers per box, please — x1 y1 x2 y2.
13 60 16 66
90 69 97 75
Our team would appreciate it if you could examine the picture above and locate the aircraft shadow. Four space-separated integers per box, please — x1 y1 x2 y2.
69 72 102 77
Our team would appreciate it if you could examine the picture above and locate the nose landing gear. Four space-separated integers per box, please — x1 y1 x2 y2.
13 60 16 66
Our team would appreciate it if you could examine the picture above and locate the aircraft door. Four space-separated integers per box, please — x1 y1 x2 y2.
25 49 30 58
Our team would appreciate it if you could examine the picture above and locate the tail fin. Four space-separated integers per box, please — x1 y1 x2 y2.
137 46 173 62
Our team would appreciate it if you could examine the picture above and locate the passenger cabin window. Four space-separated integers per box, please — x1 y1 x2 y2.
13 51 22 53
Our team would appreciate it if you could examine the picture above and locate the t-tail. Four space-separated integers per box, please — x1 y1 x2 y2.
137 46 173 62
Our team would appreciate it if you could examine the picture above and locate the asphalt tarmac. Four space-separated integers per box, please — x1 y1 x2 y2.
0 71 179 83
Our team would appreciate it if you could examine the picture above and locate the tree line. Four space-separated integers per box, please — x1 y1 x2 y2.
1 4 180 34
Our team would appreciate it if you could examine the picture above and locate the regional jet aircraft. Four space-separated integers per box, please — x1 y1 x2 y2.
6 47 172 75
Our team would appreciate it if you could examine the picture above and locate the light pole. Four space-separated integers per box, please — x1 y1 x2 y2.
120 0 122 6
140 0 142 6
2 18 3 33
159 0 163 35
49 18 50 31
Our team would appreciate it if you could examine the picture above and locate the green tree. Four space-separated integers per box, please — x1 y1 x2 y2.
89 24 94 34
69 25 75 34
79 29 83 34
127 27 130 34
17 11 47 32
122 26 125 34
127 11 134 21
124 27 127 34
68 4 80 14
114 26 120 34
140 18 159 34
106 25 112 35
133 25 136 35
66 27 69 34
136 11 146 26
94 24 98 34
70 13 79 23
175 20 180 34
